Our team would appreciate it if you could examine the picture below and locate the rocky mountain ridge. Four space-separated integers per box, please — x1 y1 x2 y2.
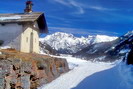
40 31 133 62
74 31 133 61
40 32 117 54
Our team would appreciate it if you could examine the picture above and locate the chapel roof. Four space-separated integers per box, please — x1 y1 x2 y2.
0 12 48 33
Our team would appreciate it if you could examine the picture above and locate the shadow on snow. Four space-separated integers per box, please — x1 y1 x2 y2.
72 66 127 89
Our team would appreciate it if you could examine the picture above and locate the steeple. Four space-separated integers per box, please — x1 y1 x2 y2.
24 0 33 13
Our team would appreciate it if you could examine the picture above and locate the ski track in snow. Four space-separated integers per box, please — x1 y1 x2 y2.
39 57 132 89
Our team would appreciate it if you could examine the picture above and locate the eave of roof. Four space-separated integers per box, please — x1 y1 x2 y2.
0 12 43 23
0 12 48 33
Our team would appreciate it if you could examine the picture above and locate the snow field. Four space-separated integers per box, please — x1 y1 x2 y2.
38 56 115 89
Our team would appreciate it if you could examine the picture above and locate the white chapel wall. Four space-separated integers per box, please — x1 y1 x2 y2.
20 23 39 53
33 22 39 53
32 28 39 53
20 26 32 53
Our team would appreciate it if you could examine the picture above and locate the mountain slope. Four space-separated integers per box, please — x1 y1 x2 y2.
40 32 117 54
39 42 59 55
74 31 133 62
90 35 118 44
40 32 89 54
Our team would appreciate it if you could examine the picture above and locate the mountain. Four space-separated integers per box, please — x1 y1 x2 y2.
74 31 133 62
39 42 59 55
40 32 117 54
89 35 118 44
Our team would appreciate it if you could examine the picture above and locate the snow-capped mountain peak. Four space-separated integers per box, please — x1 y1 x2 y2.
124 31 133 37
40 32 117 54
40 32 89 54
92 35 118 44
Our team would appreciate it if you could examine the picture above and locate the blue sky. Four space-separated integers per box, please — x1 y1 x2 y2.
0 0 133 37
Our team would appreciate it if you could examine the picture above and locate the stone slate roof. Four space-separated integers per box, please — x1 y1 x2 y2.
0 12 48 33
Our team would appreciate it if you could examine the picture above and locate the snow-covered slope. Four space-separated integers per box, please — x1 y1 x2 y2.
40 32 117 54
91 35 118 44
40 32 89 54
38 31 133 89
74 31 133 62
40 42 59 55
39 55 133 89
119 62 133 89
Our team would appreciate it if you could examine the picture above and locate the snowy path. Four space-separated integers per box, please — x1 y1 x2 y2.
38 55 132 89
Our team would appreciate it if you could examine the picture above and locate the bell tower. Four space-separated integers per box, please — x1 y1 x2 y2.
24 0 33 13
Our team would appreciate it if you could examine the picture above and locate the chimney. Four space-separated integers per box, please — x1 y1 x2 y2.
24 0 33 13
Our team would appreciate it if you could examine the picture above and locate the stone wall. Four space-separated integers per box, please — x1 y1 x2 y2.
0 49 69 89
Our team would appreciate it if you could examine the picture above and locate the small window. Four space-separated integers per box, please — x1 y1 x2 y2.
26 37 28 43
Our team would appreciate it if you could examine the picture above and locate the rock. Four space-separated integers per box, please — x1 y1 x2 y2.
0 50 69 89
0 54 6 59
0 78 5 89
126 49 133 65
21 75 31 89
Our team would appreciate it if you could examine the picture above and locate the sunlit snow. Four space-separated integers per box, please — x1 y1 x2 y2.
40 32 118 53
0 46 11 49
38 55 132 89
0 16 21 20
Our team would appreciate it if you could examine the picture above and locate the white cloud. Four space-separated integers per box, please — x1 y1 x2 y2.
69 0 85 14
53 0 117 15
49 27 119 36
89 6 110 11
54 0 70 6
54 0 85 14
49 27 91 35
88 6 117 11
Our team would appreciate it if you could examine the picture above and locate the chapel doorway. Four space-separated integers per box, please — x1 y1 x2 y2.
30 32 33 53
